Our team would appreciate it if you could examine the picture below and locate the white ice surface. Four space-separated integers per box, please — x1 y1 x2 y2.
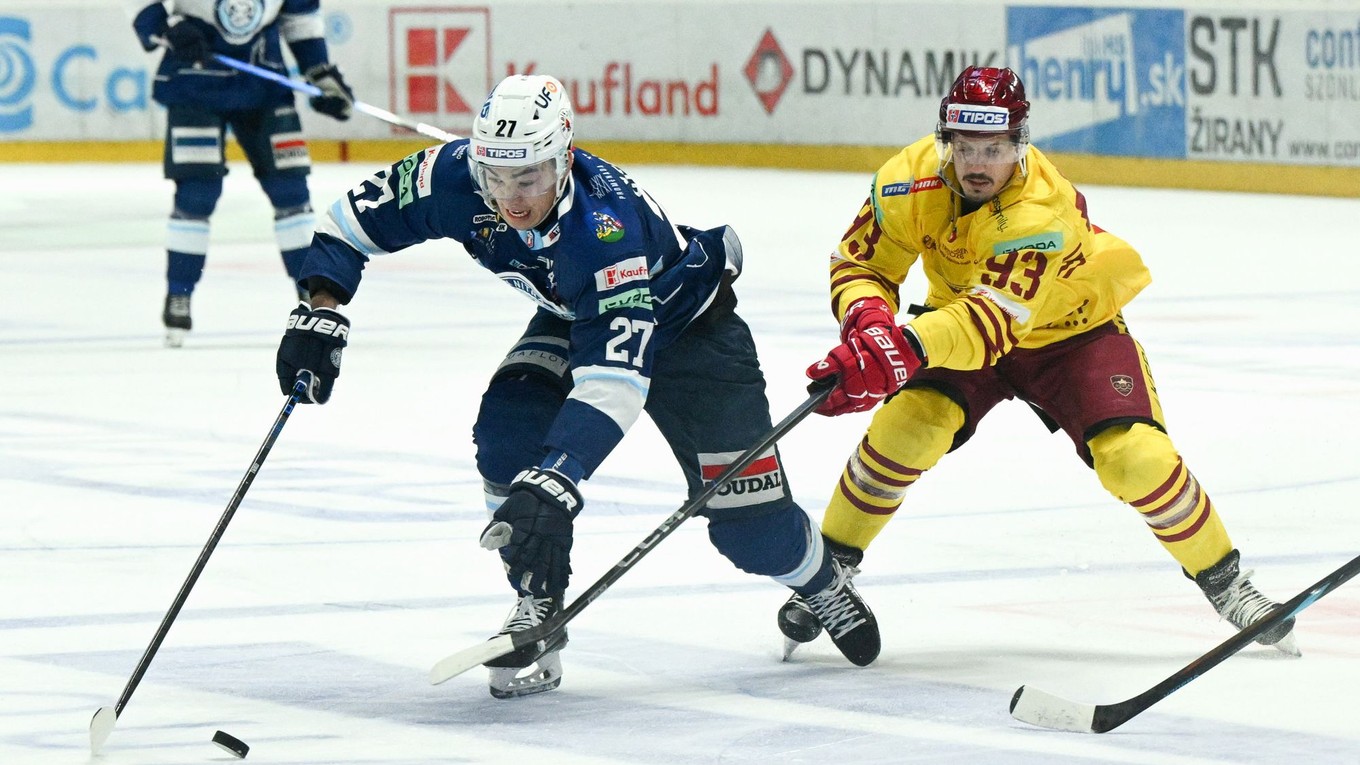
2 161 1358 764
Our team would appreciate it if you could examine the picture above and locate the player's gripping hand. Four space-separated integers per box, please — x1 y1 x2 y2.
480 468 583 597
275 303 349 404
305 64 354 121
164 19 211 64
807 297 922 416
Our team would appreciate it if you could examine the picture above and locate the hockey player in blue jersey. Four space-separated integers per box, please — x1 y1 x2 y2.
132 0 354 347
274 74 880 697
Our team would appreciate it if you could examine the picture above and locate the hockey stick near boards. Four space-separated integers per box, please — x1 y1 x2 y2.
208 53 459 143
149 39 459 144
1010 551 1360 734
429 378 836 685
88 373 313 755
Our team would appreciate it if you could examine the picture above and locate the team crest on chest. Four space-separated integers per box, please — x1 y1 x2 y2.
1111 375 1134 397
216 0 266 43
593 211 625 242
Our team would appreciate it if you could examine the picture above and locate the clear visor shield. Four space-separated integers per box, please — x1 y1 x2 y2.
939 136 1026 166
472 158 561 201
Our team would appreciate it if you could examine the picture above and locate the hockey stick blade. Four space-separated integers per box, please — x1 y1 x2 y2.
428 634 520 685
89 706 116 754
1010 551 1360 733
429 380 835 686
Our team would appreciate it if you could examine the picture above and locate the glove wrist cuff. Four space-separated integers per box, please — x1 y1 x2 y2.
841 296 895 337
511 468 583 518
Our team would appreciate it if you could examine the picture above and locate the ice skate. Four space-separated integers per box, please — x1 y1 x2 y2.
778 557 879 666
484 592 568 698
778 594 822 660
778 538 867 660
162 293 192 348
1195 549 1299 657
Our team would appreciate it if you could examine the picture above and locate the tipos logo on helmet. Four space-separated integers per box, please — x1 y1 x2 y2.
944 104 1011 131
475 145 529 160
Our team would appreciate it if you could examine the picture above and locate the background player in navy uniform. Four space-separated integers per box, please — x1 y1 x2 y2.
273 75 881 697
132 0 354 347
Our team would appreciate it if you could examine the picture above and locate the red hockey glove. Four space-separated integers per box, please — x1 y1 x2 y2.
807 297 922 416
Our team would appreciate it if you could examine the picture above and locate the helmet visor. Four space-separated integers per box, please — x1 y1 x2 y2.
940 134 1026 166
472 158 560 201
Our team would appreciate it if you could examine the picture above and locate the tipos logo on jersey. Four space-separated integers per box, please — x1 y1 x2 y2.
595 256 648 290
700 448 786 509
593 211 625 242
1111 375 1135 397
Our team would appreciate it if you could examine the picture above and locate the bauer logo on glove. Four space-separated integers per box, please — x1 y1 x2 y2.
276 304 350 404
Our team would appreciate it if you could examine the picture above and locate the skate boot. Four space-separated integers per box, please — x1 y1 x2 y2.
779 556 879 666
484 592 569 698
162 293 192 348
778 537 864 657
1194 549 1299 656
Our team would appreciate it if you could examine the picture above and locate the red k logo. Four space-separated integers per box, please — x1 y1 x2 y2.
389 8 491 121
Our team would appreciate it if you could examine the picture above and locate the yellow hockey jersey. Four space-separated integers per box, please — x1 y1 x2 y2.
829 135 1152 370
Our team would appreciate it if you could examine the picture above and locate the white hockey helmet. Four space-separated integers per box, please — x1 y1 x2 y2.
467 75 575 213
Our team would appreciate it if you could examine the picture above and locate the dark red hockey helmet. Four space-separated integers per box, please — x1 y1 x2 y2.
936 66 1030 141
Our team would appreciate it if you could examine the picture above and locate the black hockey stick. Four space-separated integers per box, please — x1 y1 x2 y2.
429 379 836 685
1010 551 1360 733
89 374 312 754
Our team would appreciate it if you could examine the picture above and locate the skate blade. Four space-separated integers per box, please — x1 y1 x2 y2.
1270 631 1301 657
488 653 563 699
781 636 801 662
164 328 187 348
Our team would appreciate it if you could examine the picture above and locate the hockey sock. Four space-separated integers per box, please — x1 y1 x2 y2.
1090 423 1232 576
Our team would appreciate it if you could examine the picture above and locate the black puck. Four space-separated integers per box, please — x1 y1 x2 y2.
212 729 249 759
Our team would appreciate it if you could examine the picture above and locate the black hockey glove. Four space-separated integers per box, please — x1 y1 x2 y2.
305 64 354 121
480 468 583 597
275 303 349 404
164 19 212 64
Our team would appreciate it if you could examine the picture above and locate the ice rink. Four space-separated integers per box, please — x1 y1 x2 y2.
3 159 1358 764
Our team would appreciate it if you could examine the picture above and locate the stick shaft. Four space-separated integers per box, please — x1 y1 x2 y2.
431 381 835 683
110 378 308 717
210 54 460 143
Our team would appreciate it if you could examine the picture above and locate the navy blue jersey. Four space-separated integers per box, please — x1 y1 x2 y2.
132 0 331 111
304 143 739 474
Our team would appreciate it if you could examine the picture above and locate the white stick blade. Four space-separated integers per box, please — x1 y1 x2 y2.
89 706 117 754
1009 685 1097 733
429 635 516 685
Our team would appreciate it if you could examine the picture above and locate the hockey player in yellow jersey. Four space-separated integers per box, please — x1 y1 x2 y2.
778 65 1298 661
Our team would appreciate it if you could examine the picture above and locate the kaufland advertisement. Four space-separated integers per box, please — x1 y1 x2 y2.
1 1 1357 167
